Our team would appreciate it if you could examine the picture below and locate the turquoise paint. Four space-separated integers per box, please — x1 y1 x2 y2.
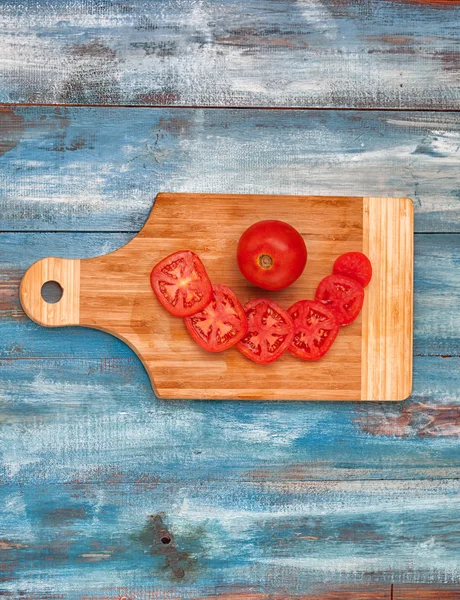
0 108 459 232
0 2 459 591
1 479 459 595
0 356 459 488
0 109 459 593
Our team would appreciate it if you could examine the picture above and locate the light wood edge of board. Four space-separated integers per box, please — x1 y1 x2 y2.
361 197 414 402
20 257 81 327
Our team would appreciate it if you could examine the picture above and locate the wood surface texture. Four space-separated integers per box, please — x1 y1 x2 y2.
0 107 458 233
361 197 413 401
0 0 459 109
0 0 459 596
18 193 413 401
19 257 80 327
394 586 460 599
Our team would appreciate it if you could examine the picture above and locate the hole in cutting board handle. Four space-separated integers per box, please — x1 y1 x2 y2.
41 281 63 304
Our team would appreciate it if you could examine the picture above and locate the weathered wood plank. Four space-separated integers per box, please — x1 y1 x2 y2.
0 585 396 600
0 107 459 233
413 234 460 357
0 356 458 485
0 480 458 594
0 0 459 109
394 586 460 599
0 587 393 600
191 590 392 600
1 232 459 359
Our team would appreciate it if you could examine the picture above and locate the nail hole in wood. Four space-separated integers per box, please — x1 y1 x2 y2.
41 281 63 304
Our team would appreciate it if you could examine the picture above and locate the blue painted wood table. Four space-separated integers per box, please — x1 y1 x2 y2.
0 1 459 598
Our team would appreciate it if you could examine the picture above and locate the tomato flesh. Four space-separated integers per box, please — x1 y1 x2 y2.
333 252 372 287
185 284 248 352
151 250 212 317
237 298 294 364
315 274 364 326
288 300 339 361
237 220 307 291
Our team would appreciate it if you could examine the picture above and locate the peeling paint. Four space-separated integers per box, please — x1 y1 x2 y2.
396 0 460 5
0 540 28 550
136 514 189 579
43 507 88 524
215 26 309 49
357 402 460 437
437 50 460 72
0 108 459 232
0 1 459 108
135 92 180 105
61 41 121 105
0 269 25 321
0 108 24 157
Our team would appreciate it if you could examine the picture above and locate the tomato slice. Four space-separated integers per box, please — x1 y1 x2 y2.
151 250 212 317
315 274 364 326
237 298 294 364
184 284 248 352
288 300 339 361
333 252 372 287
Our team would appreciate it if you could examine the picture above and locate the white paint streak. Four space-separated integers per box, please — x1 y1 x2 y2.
1 491 35 542
0 369 312 479
172 486 460 531
296 0 338 39
258 556 460 575
0 0 458 107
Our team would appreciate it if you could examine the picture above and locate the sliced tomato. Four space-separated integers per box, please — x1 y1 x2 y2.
237 298 294 364
184 284 248 352
151 250 212 317
333 252 372 287
288 300 339 361
315 274 364 326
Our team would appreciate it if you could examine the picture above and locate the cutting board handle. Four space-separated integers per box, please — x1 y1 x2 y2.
20 257 81 327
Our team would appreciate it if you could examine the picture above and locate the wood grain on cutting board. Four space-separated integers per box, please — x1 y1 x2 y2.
20 193 413 401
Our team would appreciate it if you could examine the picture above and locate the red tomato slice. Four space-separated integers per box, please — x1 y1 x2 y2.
288 300 339 361
333 252 372 287
237 298 294 364
151 250 212 317
184 284 248 352
315 274 364 326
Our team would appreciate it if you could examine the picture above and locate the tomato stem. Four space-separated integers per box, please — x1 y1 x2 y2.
258 254 274 270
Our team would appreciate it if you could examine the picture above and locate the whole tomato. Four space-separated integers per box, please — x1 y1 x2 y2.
237 220 307 291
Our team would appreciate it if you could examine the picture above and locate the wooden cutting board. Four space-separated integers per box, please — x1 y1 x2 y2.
20 193 413 401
